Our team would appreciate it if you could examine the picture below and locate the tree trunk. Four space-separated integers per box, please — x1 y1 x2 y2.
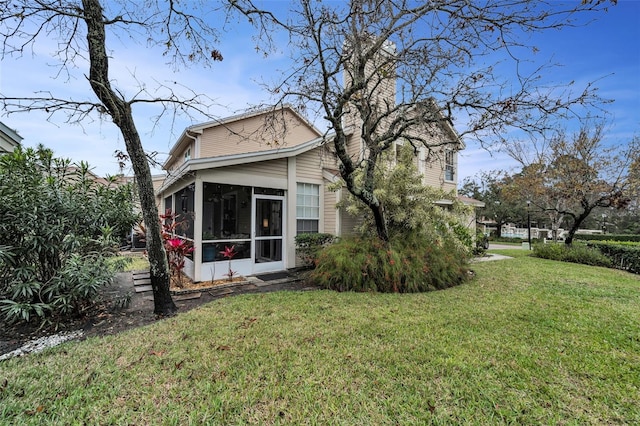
82 0 176 315
564 207 592 246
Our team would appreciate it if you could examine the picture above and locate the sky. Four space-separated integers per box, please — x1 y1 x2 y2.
0 1 638 184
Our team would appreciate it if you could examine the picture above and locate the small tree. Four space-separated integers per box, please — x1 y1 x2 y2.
0 146 138 324
506 124 639 245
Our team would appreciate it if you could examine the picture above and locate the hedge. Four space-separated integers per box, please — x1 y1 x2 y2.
588 242 640 274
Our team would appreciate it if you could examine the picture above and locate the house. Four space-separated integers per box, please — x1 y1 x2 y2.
0 121 22 153
157 41 482 281
156 101 481 282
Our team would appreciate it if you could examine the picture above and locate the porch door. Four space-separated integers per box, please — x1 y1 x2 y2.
253 196 285 273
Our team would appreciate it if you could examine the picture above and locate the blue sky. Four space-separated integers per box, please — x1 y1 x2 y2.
0 1 638 183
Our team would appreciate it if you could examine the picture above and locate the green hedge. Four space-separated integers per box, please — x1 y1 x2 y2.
574 234 640 242
587 242 640 274
533 242 612 268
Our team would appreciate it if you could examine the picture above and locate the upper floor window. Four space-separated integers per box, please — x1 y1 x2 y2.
445 149 455 181
296 183 319 234
184 147 191 161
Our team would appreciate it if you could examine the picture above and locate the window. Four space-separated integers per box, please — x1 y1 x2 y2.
445 149 455 181
296 183 319 234
184 147 191 161
201 183 252 262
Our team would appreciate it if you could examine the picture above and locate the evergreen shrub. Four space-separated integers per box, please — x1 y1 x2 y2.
533 242 612 267
308 232 470 293
294 233 337 267
0 146 138 324
587 242 640 274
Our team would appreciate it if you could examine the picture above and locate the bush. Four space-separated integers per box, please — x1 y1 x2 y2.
308 233 471 293
0 146 137 324
533 242 612 268
587 242 640 274
574 234 640 243
294 233 337 267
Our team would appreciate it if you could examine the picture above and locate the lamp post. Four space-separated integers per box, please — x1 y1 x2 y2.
602 213 607 234
526 200 532 250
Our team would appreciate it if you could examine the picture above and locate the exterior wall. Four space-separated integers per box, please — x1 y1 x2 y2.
198 109 319 160
323 187 338 235
422 146 458 192
198 159 289 189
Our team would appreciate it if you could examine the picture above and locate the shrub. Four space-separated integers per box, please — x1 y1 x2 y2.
294 233 337 267
533 242 612 268
308 232 470 293
574 234 640 243
0 146 137 324
588 242 640 274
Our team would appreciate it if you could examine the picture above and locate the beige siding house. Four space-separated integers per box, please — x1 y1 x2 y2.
157 101 480 282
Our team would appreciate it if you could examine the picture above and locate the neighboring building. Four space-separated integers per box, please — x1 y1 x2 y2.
0 121 22 153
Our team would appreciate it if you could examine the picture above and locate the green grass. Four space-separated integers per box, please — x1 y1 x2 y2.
108 254 150 272
1 256 639 424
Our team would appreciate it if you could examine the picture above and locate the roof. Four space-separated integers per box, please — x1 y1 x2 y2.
157 134 331 194
163 104 323 169
457 195 485 208
0 121 23 153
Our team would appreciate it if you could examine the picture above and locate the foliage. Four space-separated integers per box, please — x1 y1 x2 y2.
0 146 135 324
220 245 238 281
138 210 194 287
343 145 473 255
294 233 337 267
588 242 640 274
532 242 612 268
574 234 640 243
505 125 640 245
0 0 235 315
460 171 528 238
309 232 470 293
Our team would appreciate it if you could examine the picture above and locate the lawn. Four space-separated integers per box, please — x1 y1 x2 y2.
1 254 639 424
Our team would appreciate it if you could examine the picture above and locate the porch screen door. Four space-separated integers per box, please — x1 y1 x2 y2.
254 197 284 272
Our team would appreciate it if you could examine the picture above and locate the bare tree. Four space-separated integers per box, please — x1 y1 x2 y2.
234 0 614 241
0 0 230 315
506 124 639 245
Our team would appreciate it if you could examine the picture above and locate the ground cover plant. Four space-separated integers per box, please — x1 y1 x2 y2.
1 254 638 424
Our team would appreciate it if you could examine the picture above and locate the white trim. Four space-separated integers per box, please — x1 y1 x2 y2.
157 135 330 194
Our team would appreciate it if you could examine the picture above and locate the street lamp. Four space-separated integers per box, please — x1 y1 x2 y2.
602 213 607 234
527 200 532 250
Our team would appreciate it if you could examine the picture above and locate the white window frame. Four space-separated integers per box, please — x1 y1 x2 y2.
296 182 320 234
444 149 455 182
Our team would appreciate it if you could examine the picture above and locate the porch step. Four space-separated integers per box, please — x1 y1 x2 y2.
132 270 152 293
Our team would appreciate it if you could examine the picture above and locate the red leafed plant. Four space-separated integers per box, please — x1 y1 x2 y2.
220 245 237 281
136 209 194 287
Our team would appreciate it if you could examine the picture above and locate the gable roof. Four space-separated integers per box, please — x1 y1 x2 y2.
157 134 330 194
163 104 323 169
